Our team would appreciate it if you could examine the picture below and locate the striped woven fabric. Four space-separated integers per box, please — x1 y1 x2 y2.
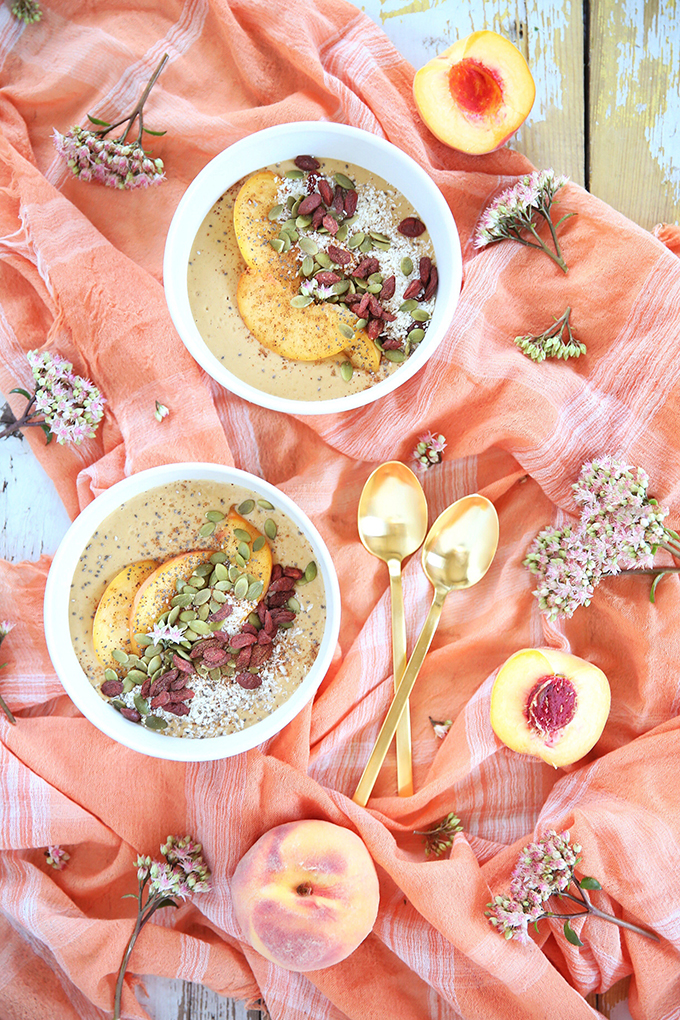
1 2 680 1018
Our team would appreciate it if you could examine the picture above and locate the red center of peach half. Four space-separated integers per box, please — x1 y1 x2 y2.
448 58 503 118
525 674 577 743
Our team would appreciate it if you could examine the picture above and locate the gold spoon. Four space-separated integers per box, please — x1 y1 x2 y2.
357 462 428 797
353 494 499 806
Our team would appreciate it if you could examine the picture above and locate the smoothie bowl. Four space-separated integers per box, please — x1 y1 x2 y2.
44 464 341 761
163 122 462 415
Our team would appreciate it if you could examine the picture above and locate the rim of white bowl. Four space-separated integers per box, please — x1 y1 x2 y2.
44 463 341 761
163 120 462 416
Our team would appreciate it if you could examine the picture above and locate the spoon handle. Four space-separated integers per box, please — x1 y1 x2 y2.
388 559 413 797
353 590 445 806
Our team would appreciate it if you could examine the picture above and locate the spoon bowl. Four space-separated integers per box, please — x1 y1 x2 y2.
353 494 499 805
357 462 428 797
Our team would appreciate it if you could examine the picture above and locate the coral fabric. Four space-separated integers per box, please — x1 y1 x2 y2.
0 2 679 1019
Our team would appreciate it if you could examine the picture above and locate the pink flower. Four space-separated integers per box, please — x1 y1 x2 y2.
413 431 447 469
44 845 70 870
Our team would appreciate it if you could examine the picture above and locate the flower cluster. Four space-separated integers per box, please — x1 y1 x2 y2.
154 400 169 422
133 835 211 901
524 457 676 619
28 350 105 444
11 0 41 23
54 126 165 190
487 830 581 944
429 716 452 740
475 169 573 273
44 845 70 870
148 620 185 647
514 306 585 363
487 829 657 947
414 812 463 857
413 431 447 469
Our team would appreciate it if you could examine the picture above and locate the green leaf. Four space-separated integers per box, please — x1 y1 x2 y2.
650 571 668 603
553 212 577 228
9 387 31 399
39 423 53 444
155 897 180 910
121 893 138 899
563 920 584 947
87 114 111 127
579 876 602 890
143 127 167 136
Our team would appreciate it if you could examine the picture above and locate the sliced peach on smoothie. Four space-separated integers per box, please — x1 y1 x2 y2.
490 647 611 767
233 170 284 271
128 550 216 652
346 328 381 373
93 559 159 667
214 507 272 596
413 30 536 155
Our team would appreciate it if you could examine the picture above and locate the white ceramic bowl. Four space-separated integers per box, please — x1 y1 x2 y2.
44 463 341 761
163 121 462 415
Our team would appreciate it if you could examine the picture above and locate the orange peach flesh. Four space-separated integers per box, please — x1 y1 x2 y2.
413 30 535 155
490 648 611 767
231 819 380 972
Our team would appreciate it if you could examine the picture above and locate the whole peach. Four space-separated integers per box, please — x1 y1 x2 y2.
231 819 380 971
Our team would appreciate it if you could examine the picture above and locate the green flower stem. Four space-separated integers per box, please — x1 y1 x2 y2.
113 888 169 1020
554 884 659 941
618 567 680 576
100 53 169 145
524 219 569 273
0 692 16 724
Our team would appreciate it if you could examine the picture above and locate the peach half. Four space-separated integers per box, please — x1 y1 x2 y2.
413 30 536 155
231 819 380 972
490 648 611 767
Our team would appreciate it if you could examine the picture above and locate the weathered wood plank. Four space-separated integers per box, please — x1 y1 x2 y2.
135 975 263 1020
589 0 680 229
355 0 586 185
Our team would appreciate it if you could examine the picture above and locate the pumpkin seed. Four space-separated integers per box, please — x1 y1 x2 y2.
248 612 262 630
338 322 354 340
193 588 212 605
252 535 266 552
145 716 167 730
334 171 356 190
198 604 210 621
209 550 227 563
373 239 391 251
336 223 349 242
167 605 181 626
122 677 136 694
206 510 225 523
314 254 331 272
408 328 425 344
134 694 150 716
279 232 292 252
212 562 229 581
112 649 129 664
291 196 302 216
286 195 296 210
296 214 313 229
246 573 257 585
399 299 418 312
355 317 368 330
298 236 318 256
199 521 216 538
179 610 197 622
227 565 240 582
189 575 206 589
147 655 163 674
127 669 147 685
301 255 315 277
400 257 413 275
232 528 250 543
411 309 431 322
369 230 390 243
345 215 359 227
104 668 118 682
384 349 407 363
111 700 125 712
367 283 382 294
268 204 283 220
355 278 368 291
331 280 350 295
194 563 213 576
247 580 264 601
368 273 383 285
347 232 365 249
238 499 255 515
135 634 154 647
211 589 227 603
238 541 251 561
209 667 223 682
264 518 277 540
359 237 373 253
235 553 247 569
143 646 157 660
291 294 313 308
304 561 318 582
214 579 231 591
257 498 275 510
233 575 249 600
340 361 353 382
285 168 305 179
282 217 297 233
287 597 301 612
279 621 294 630
347 280 357 295
189 619 211 636
269 238 285 254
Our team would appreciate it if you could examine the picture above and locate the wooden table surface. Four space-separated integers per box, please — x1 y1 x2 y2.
3 0 677 1016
